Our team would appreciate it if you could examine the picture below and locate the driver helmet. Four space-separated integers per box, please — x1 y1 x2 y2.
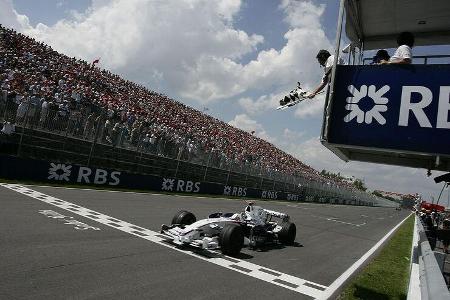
245 205 266 224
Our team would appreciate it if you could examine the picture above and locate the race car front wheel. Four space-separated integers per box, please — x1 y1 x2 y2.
219 223 244 256
278 222 296 245
171 210 196 225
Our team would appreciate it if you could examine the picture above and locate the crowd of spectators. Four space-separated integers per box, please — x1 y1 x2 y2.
0 24 358 190
419 207 450 254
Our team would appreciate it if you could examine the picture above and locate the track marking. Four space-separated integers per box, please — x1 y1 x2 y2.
1 183 326 299
326 217 366 227
16 183 343 208
38 209 101 231
317 213 412 300
312 214 366 227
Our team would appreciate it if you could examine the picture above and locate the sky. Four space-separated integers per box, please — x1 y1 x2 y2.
1 0 449 206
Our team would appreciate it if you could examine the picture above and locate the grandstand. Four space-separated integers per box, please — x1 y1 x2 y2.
0 24 391 206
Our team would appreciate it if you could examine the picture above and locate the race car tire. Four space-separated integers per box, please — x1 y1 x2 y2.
219 223 244 256
278 222 296 245
171 210 196 225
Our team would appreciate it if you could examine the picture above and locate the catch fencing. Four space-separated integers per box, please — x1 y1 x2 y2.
0 99 394 206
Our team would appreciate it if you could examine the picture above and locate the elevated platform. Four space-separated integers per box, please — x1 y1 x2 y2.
321 64 450 172
323 141 450 172
322 0 450 172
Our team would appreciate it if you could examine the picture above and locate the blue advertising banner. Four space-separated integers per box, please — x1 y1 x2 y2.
0 155 303 202
328 65 450 155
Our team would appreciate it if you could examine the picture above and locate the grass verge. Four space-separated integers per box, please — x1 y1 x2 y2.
339 214 414 300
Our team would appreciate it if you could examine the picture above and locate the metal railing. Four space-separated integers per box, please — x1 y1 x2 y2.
0 98 394 206
363 54 450 65
409 215 450 299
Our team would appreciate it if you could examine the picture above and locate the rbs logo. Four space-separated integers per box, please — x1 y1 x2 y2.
398 86 450 129
47 163 121 186
77 167 121 186
261 190 278 200
161 178 200 193
223 186 247 197
345 85 389 125
344 85 450 129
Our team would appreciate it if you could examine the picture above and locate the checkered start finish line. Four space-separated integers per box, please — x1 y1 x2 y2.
0 183 327 299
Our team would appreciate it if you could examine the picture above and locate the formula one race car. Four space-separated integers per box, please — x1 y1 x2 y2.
160 203 296 256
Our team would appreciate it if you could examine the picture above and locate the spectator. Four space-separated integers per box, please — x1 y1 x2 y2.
371 49 390 65
1 119 15 135
380 32 414 65
111 121 122 146
83 112 96 139
16 95 28 124
0 24 362 191
39 97 49 127
441 218 450 254
103 118 112 143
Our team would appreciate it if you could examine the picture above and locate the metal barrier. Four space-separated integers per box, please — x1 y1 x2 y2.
0 99 394 206
363 54 450 65
409 216 450 299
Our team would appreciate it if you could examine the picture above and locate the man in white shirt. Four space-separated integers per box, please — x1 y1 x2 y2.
40 99 49 126
1 121 15 135
380 32 414 65
307 50 344 99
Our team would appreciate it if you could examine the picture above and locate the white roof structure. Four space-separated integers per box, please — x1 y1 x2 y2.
345 0 450 50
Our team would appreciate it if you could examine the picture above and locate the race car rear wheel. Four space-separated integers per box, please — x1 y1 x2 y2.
219 223 244 256
171 210 196 225
278 222 296 245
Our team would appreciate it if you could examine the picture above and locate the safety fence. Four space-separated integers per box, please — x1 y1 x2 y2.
408 216 450 299
0 100 394 206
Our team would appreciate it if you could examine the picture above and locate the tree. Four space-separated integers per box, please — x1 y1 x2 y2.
373 191 383 197
353 179 367 191
372 191 400 203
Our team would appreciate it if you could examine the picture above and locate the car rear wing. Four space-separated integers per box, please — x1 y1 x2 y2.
264 209 290 222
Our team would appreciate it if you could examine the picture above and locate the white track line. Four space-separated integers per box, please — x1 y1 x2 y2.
17 184 334 207
318 212 412 300
1 183 326 299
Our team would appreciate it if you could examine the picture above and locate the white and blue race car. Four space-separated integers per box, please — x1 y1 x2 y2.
161 203 296 256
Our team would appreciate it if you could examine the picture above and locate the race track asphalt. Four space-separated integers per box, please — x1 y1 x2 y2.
0 184 410 300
